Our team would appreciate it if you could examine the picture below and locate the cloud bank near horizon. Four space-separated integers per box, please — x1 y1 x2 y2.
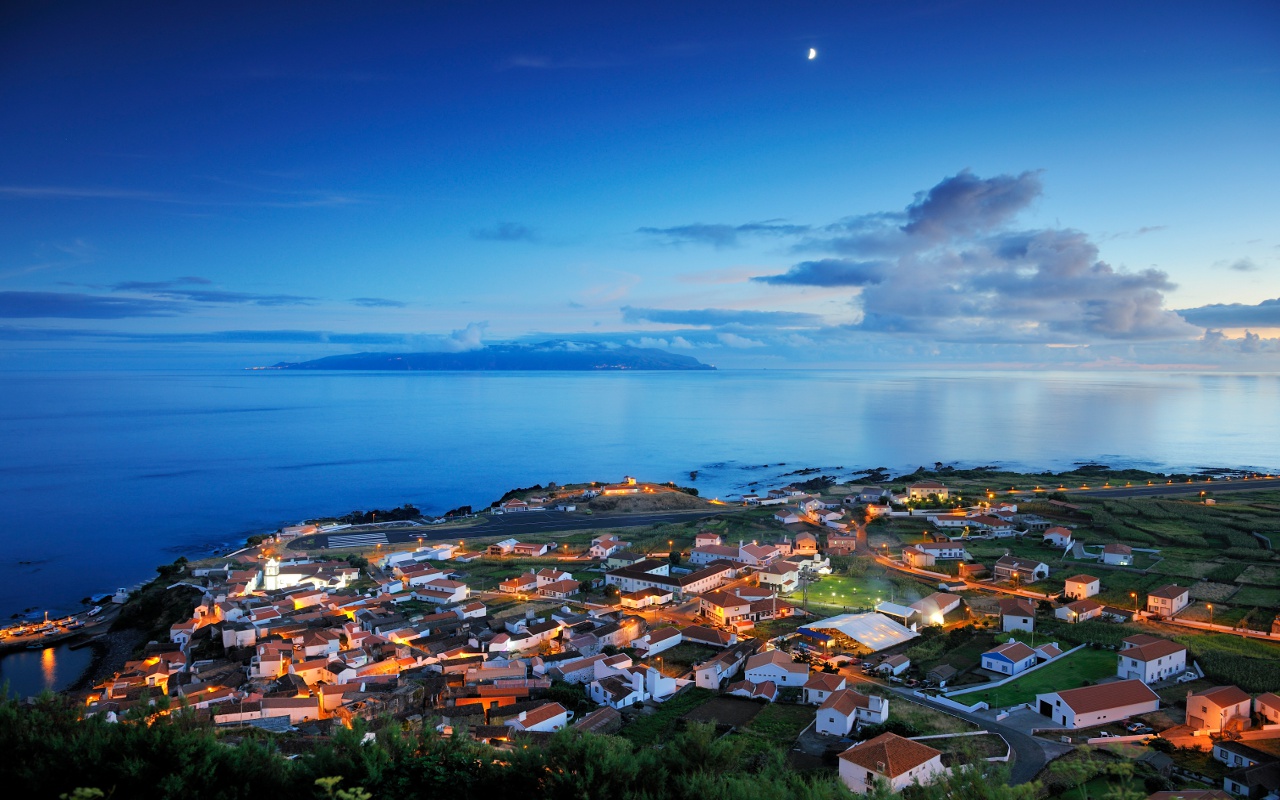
3 170 1277 370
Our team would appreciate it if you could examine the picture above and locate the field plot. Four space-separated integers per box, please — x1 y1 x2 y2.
738 703 814 746
928 733 1008 761
683 696 766 728
653 642 718 676
905 629 998 674
1238 565 1280 587
883 693 980 735
1149 558 1219 580
1188 582 1241 602
620 688 715 745
1232 586 1280 607
962 647 1116 708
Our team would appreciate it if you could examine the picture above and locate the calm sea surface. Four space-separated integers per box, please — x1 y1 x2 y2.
1 369 1277 617
0 643 93 698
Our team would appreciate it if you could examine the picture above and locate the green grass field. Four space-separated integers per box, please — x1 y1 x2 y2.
786 569 936 612
886 693 980 735
961 647 1117 708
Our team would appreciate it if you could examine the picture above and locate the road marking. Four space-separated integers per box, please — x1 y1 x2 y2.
325 532 389 548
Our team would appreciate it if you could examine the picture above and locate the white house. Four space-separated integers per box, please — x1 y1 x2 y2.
413 579 470 604
994 556 1049 584
998 597 1036 633
512 542 552 557
536 567 573 587
695 531 723 547
589 536 627 559
1117 637 1187 683
727 679 778 702
929 512 972 530
743 649 810 687
589 671 647 709
1043 527 1074 548
909 592 963 626
1147 585 1191 617
968 515 1016 536
507 702 573 732
907 482 950 500
694 644 752 689
803 672 847 705
877 654 910 676
620 586 674 609
632 626 682 657
1213 739 1273 771
758 561 800 593
1256 693 1280 725
700 590 752 627
498 572 538 594
537 579 581 599
816 689 890 736
1102 543 1134 566
838 733 946 794
981 641 1038 676
916 541 968 560
903 546 935 569
1035 679 1160 729
773 507 803 524
1186 685 1253 734
1056 598 1105 623
1063 574 1100 600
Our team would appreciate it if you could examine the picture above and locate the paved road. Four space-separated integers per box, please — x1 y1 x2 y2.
832 665 1066 784
887 688 1070 784
1077 476 1280 499
289 508 732 549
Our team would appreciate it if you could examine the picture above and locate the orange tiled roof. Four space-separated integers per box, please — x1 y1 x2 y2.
838 732 941 778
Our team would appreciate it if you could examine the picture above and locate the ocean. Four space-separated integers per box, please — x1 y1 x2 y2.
1 369 1278 619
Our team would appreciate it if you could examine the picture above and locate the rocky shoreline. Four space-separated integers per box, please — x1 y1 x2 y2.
66 628 148 693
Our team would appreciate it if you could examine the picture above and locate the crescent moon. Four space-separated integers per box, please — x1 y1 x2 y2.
808 48 817 60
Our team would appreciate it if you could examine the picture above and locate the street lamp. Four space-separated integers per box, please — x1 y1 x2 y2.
1207 604 1214 625
1130 592 1137 611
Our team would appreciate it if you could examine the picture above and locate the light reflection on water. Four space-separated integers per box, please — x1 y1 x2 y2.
0 644 94 698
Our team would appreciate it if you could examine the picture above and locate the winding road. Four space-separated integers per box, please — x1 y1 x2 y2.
888 687 1071 784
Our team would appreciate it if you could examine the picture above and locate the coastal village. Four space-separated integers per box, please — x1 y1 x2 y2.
16 471 1280 799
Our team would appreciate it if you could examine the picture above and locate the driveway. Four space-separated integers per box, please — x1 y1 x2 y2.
890 689 1072 784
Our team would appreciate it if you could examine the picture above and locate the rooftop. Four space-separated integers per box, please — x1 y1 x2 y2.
838 732 941 778
1049 679 1159 714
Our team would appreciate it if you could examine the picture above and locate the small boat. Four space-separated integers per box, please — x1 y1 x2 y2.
26 643 45 650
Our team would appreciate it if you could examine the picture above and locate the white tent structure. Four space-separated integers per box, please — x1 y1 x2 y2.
799 612 918 652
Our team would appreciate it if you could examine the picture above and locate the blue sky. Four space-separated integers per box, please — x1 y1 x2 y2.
1 0 1278 369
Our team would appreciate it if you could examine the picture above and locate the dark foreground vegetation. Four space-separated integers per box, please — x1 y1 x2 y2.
1 696 1042 800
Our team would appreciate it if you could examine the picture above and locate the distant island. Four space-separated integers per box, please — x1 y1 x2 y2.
264 341 715 371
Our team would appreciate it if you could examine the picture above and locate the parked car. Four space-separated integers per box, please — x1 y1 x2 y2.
1176 672 1199 683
